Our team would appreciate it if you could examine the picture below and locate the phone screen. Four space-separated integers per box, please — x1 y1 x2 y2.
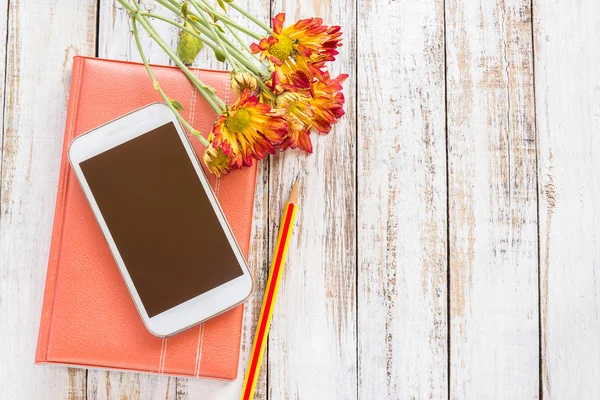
79 122 243 318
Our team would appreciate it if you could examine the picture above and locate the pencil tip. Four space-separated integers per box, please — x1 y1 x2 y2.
288 179 299 204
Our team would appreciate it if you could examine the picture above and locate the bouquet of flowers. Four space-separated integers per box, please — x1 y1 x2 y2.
117 0 347 176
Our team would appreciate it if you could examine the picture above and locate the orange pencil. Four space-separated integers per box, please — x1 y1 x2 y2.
240 180 299 400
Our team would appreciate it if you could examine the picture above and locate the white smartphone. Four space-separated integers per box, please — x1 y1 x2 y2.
68 103 253 337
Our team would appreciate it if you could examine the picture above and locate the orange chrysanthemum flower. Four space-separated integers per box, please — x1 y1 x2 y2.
310 72 348 134
259 49 318 93
203 144 231 177
276 91 315 153
263 67 312 102
211 90 288 168
251 13 343 67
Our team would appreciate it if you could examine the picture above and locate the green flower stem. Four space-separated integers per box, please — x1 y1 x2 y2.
120 0 223 111
255 76 275 97
180 10 265 76
222 48 245 72
154 0 268 76
142 10 274 97
140 12 222 53
215 30 269 76
146 13 262 78
187 0 262 40
155 0 187 16
194 4 237 70
225 24 263 65
131 18 209 147
148 0 225 52
140 12 216 47
160 0 257 39
130 3 226 112
227 0 273 34
224 22 260 60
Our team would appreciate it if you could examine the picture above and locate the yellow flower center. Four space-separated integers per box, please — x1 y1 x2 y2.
277 92 313 128
268 34 293 61
285 101 303 121
225 108 251 133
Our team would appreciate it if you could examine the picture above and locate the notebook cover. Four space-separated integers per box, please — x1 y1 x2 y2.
35 56 256 380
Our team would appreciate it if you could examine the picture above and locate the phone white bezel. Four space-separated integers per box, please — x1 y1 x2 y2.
68 103 253 337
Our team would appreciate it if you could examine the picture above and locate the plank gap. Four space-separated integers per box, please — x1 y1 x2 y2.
442 0 451 398
353 0 359 397
265 147 271 400
528 0 543 398
95 0 101 57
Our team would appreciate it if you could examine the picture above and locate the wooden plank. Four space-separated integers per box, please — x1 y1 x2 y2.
97 1 270 398
0 0 6 130
98 0 177 65
0 0 96 398
356 0 448 398
445 0 539 397
177 164 269 400
87 372 176 400
534 1 600 398
266 1 357 399
177 0 271 398
93 1 178 397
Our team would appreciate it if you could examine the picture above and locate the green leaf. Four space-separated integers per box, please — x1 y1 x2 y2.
211 22 225 33
217 0 227 13
196 4 217 22
181 0 189 20
200 6 218 22
177 29 204 65
183 19 200 34
169 99 185 111
213 48 226 62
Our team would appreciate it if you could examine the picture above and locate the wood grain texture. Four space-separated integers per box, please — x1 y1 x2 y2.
445 0 539 397
356 0 448 398
98 1 271 398
92 2 177 397
266 0 357 399
99 0 177 65
0 0 96 398
173 0 271 398
178 162 269 400
0 0 6 142
87 372 176 400
5 0 600 397
534 0 600 398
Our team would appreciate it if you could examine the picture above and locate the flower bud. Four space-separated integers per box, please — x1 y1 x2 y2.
231 72 258 96
203 144 231 176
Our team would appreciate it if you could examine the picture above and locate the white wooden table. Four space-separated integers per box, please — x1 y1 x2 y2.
1 0 599 398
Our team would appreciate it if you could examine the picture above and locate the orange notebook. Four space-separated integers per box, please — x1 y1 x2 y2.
35 56 255 380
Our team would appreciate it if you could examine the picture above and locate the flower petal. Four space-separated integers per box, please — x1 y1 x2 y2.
272 13 286 34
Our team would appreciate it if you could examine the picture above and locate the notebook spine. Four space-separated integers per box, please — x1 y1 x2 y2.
35 56 85 362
